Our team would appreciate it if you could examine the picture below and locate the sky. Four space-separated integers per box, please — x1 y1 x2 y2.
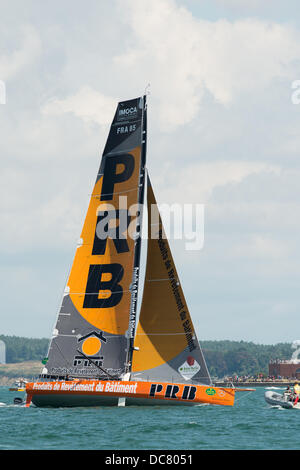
1 0 300 344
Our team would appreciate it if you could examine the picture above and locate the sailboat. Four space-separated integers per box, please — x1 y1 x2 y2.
25 95 236 407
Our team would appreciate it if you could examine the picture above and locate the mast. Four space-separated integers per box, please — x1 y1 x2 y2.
125 94 147 374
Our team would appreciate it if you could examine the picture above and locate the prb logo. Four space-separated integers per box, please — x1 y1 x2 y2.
78 331 107 355
73 331 106 367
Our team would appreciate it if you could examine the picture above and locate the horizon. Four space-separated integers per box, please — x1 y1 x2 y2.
0 333 296 348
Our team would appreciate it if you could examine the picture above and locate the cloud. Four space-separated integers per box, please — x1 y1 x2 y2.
42 86 117 127
113 0 300 130
215 0 273 8
0 25 41 81
1 0 300 341
155 160 280 203
233 234 290 259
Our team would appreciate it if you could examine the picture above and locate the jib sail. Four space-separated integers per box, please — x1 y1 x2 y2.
42 96 147 379
131 176 211 385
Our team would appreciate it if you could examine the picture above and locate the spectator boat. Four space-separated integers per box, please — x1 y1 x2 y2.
265 390 300 409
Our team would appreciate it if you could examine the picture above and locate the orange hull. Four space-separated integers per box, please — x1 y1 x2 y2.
25 379 235 407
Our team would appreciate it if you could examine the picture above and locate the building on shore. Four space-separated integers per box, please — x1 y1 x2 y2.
269 359 300 379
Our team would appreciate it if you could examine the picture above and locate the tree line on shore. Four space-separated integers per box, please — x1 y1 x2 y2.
0 335 49 363
0 335 294 378
201 340 293 377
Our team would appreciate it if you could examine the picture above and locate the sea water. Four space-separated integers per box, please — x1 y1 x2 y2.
0 386 298 451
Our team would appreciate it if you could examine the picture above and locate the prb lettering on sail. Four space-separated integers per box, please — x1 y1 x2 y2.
39 96 146 383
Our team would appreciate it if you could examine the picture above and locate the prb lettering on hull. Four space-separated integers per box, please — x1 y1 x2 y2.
26 380 235 407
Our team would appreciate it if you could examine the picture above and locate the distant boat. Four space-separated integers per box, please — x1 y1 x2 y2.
9 378 27 405
9 378 28 392
26 95 238 407
265 389 300 409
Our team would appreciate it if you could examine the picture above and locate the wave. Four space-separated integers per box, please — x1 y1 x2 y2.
265 387 285 390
